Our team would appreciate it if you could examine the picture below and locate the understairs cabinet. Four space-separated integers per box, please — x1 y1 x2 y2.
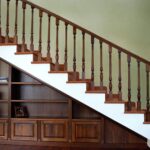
0 59 148 149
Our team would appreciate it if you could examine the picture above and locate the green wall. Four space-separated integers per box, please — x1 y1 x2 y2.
29 0 150 60
27 0 149 106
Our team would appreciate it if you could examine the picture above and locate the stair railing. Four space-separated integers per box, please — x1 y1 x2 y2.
0 0 150 118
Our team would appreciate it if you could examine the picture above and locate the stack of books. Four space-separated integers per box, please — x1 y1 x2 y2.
0 77 8 83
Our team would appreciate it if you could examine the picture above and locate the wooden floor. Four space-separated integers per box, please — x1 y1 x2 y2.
0 145 149 150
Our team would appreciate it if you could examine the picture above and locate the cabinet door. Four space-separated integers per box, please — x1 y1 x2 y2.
0 120 8 139
72 120 103 143
41 119 68 142
11 119 37 141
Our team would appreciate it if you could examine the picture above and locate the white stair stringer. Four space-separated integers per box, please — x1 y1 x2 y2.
0 45 150 141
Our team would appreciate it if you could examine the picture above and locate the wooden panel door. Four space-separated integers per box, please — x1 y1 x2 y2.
72 119 103 143
41 119 68 142
11 119 37 141
0 119 8 139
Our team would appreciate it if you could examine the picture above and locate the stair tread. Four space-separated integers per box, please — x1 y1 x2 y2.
105 100 126 104
67 79 91 83
49 71 68 73
125 109 146 114
31 61 50 64
86 86 107 93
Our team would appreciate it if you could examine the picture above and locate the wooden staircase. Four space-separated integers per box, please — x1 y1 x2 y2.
0 0 150 146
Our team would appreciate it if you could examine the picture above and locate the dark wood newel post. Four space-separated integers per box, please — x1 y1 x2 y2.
30 6 34 51
73 26 77 80
38 10 43 61
64 22 68 71
118 50 122 100
127 55 131 111
21 0 26 52
91 36 95 90
47 14 51 61
55 18 59 70
5 0 10 43
137 60 141 110
14 0 18 43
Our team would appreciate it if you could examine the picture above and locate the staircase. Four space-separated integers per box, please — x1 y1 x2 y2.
0 0 150 146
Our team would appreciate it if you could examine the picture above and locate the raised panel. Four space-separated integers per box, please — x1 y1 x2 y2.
41 119 68 142
0 120 8 139
11 119 37 141
72 120 103 143
104 119 146 144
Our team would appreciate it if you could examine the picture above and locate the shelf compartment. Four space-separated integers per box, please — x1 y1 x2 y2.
0 60 9 77
11 67 41 83
11 84 67 100
11 102 69 119
0 86 9 100
72 101 101 119
0 103 9 118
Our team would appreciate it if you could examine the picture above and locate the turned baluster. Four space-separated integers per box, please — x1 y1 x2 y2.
82 31 85 80
137 60 141 110
21 1 26 52
38 10 43 61
5 0 10 43
127 55 132 111
109 45 112 98
64 22 68 71
55 18 59 70
118 50 122 100
100 41 103 87
14 0 18 43
146 65 150 112
30 6 34 51
73 26 77 79
47 15 51 61
91 36 95 90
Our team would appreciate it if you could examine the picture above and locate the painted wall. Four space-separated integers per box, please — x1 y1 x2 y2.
27 0 149 106
29 0 150 60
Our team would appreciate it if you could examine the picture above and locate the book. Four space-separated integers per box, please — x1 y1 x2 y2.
0 80 8 83
0 77 8 81
0 77 8 83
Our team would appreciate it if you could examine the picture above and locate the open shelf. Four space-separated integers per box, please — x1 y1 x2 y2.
11 99 68 103
11 102 69 118
0 100 8 103
11 82 42 85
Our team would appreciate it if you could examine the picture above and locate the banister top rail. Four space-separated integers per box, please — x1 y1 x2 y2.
20 0 150 65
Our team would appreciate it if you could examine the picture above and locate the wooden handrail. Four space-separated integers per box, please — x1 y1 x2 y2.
20 0 150 65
